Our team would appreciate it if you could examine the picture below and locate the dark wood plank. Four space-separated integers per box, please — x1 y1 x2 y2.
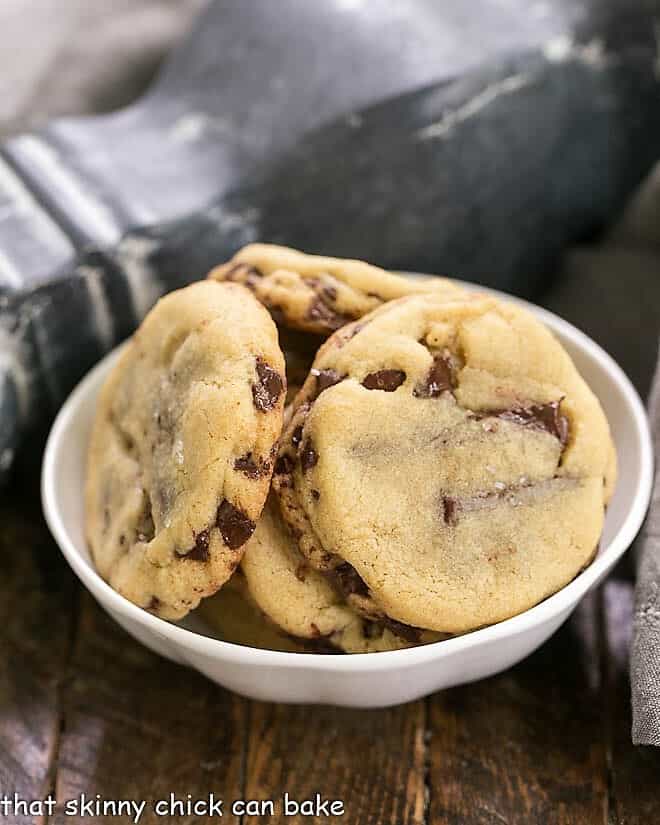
243 700 427 824
50 594 247 824
603 577 660 825
0 488 78 825
427 592 608 825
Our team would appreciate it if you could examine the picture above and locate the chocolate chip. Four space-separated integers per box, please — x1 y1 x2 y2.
322 285 338 302
291 425 303 447
306 296 353 330
332 562 369 597
295 563 308 582
252 357 284 412
414 354 455 398
223 262 263 289
310 368 345 399
362 369 406 392
300 439 318 472
274 454 294 475
311 489 320 501
234 453 270 479
381 616 422 643
216 500 255 549
442 496 459 527
478 400 569 446
146 596 161 612
310 622 323 638
184 529 211 561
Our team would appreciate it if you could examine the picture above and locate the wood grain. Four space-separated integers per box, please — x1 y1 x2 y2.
427 592 607 825
50 594 247 824
3 482 660 825
243 700 427 824
0 488 77 825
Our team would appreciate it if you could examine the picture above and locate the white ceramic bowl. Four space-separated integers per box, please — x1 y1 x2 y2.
42 285 653 707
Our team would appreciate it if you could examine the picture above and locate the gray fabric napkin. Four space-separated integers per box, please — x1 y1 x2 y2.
632 361 660 745
0 0 203 140
542 166 660 745
610 166 660 746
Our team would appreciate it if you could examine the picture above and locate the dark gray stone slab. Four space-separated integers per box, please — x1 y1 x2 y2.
2 0 578 255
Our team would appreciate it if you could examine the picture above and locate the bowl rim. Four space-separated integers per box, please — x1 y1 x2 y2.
41 284 654 673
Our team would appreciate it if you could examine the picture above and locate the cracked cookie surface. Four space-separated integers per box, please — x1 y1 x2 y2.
209 243 465 336
85 280 286 620
273 292 616 634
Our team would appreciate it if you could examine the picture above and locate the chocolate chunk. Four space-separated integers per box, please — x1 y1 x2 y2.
332 562 369 597
223 262 262 289
216 500 256 549
306 295 353 330
439 476 575 525
234 452 270 479
252 357 284 411
362 369 406 392
310 368 345 399
275 454 294 474
381 616 422 643
479 400 569 446
311 489 320 501
442 496 459 527
300 438 318 472
414 354 455 398
291 425 303 446
146 596 161 612
185 529 211 561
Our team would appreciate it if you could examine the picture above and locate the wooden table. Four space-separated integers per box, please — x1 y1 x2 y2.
2 476 659 825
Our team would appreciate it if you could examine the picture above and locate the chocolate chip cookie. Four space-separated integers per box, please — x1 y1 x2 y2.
86 280 286 620
273 292 616 634
209 243 465 336
198 574 307 653
238 497 437 652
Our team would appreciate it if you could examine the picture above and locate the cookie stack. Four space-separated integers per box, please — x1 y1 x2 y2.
86 244 616 653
